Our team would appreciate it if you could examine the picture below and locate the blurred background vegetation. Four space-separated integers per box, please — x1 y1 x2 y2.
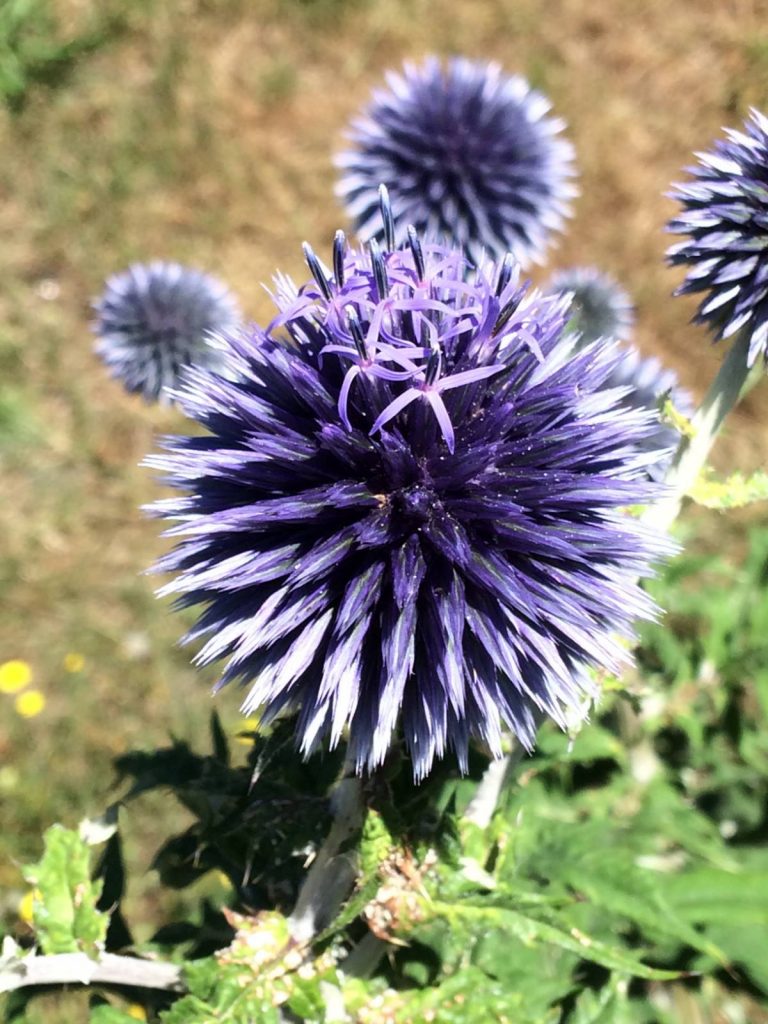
1 0 767 1020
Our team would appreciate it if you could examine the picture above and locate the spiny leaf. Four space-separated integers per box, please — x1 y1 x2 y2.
428 899 681 980
22 825 109 956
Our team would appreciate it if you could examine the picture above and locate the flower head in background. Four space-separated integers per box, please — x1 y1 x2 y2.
606 347 694 480
94 262 240 403
149 191 671 781
546 266 692 478
337 57 576 268
547 266 634 344
667 108 768 367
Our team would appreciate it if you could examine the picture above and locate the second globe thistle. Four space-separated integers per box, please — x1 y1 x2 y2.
546 266 693 479
94 261 240 403
667 108 768 368
547 266 634 344
149 193 671 781
337 57 576 267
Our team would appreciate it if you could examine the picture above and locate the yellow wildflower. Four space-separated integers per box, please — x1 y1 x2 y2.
127 1006 147 1021
15 690 46 718
18 889 39 924
63 652 85 673
0 660 32 694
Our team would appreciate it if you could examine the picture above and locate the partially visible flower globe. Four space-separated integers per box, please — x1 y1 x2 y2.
148 195 672 781
94 262 240 403
546 266 693 479
337 57 576 268
547 266 634 344
606 347 694 481
667 108 768 367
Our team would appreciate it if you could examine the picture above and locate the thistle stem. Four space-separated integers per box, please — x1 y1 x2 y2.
342 932 388 979
288 761 365 943
0 951 184 995
644 330 758 533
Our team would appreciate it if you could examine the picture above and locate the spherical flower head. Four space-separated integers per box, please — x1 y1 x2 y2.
547 266 692 479
667 108 768 368
547 266 634 344
336 57 577 269
148 197 672 781
605 347 694 481
93 261 240 403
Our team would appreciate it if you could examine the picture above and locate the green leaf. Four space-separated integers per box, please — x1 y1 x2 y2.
429 899 680 980
568 980 647 1024
22 825 109 956
561 859 727 966
160 958 282 1024
660 865 768 926
374 964 562 1024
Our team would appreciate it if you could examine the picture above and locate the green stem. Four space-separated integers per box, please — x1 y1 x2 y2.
644 330 758 533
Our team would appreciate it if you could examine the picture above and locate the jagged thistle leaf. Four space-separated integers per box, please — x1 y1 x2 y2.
428 898 680 980
22 825 109 956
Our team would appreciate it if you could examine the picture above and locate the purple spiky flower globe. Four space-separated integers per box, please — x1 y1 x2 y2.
148 190 671 781
547 267 635 344
667 108 768 367
94 261 240 403
546 266 692 479
336 57 576 268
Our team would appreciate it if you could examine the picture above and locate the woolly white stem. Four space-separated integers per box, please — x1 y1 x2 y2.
288 762 365 943
463 741 527 829
644 330 758 533
0 951 184 995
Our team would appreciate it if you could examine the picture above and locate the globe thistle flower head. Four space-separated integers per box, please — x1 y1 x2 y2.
606 347 694 481
547 266 692 479
547 266 634 344
337 57 577 268
667 108 768 367
149 192 672 781
94 261 240 403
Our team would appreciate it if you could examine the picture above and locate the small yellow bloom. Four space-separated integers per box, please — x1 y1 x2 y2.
127 1006 147 1021
63 652 85 673
0 660 32 694
15 690 46 718
18 889 39 923
235 715 260 745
